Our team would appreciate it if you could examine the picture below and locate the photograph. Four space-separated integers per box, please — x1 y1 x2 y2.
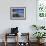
10 7 26 20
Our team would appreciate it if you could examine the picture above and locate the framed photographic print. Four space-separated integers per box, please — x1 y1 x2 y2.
10 7 26 20
36 0 46 26
37 0 46 19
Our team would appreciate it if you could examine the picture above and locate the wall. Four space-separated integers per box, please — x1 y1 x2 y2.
0 0 36 42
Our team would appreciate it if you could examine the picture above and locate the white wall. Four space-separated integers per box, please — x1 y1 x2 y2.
0 0 37 42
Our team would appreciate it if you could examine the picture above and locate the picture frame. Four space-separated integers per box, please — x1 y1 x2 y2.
36 0 46 26
10 7 26 20
36 0 46 19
